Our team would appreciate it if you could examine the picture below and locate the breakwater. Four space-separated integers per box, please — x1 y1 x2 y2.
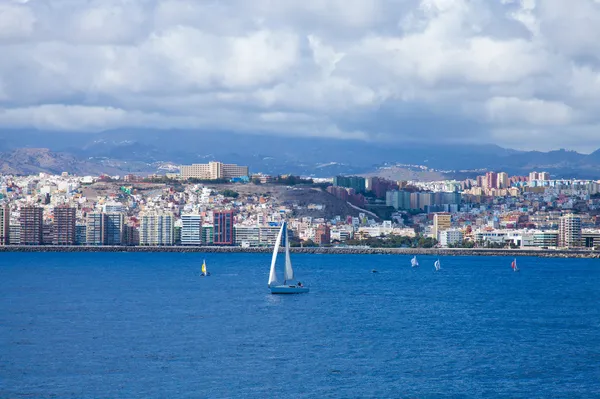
1 245 599 258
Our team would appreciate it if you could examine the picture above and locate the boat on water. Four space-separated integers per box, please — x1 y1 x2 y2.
200 259 210 277
371 269 378 273
511 258 520 272
434 259 441 271
411 256 419 268
268 222 309 294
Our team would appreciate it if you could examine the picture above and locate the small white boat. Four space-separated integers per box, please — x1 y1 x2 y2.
200 259 210 277
411 256 419 268
268 222 309 294
434 259 441 271
511 258 520 272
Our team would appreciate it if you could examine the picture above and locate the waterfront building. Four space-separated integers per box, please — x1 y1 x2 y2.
559 214 582 248
233 225 281 247
533 231 559 247
0 205 9 245
439 229 464 247
139 212 174 246
123 225 139 246
315 224 331 245
9 224 20 245
213 210 234 245
54 206 76 245
181 214 202 245
433 213 451 240
202 225 214 245
104 213 124 245
20 206 43 245
75 224 87 245
86 213 104 245
180 162 249 180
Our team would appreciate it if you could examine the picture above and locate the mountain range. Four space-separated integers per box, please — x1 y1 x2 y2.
0 129 599 179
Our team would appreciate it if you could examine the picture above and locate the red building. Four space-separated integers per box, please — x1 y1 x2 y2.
213 210 234 245
315 225 331 245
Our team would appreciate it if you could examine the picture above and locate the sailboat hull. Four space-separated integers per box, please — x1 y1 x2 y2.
270 285 310 294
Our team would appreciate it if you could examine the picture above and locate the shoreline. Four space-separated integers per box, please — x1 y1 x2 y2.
1 245 599 258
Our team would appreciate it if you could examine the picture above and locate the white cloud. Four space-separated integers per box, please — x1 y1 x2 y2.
1 0 600 151
485 97 574 126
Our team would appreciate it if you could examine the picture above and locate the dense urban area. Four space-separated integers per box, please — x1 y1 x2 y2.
1 161 599 251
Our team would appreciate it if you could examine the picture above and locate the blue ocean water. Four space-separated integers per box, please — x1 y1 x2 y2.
1 253 599 398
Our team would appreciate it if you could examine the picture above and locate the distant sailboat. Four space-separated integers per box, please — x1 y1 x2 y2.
268 222 309 294
434 259 441 271
511 258 520 273
411 256 419 268
200 259 210 277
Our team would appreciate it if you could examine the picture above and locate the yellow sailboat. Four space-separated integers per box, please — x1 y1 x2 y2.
201 259 210 277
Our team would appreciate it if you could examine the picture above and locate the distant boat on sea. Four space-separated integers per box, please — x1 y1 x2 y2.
511 258 520 273
411 256 419 268
434 259 441 271
200 259 210 277
268 222 309 294
371 269 378 273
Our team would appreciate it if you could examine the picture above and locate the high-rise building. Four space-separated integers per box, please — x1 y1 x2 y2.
213 210 234 245
0 205 9 245
497 172 509 189
539 172 550 181
559 214 582 248
123 225 139 246
529 171 539 182
86 213 105 245
104 213 124 245
386 190 411 210
180 162 249 180
433 213 452 241
54 206 76 245
202 225 214 245
9 224 20 245
485 172 498 189
20 206 43 245
333 176 366 193
181 214 202 245
75 224 87 245
139 212 174 246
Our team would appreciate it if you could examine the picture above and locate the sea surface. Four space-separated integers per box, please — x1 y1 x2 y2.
1 252 599 398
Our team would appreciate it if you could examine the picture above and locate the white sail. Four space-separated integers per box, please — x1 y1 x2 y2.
268 224 284 286
411 256 419 267
283 223 294 282
434 259 440 270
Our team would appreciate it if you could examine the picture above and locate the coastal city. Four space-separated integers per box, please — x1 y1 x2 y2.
1 161 599 251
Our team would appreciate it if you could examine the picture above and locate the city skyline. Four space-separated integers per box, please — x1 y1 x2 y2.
2 1 600 153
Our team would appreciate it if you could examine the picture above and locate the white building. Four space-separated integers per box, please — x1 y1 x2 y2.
180 162 249 180
181 214 202 246
139 212 174 246
439 229 464 247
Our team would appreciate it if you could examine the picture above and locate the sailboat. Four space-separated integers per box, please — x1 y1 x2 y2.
434 259 441 271
200 259 210 277
411 256 419 268
268 222 309 294
511 258 520 273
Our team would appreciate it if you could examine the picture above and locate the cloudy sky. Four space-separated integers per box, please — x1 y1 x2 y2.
1 0 600 152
